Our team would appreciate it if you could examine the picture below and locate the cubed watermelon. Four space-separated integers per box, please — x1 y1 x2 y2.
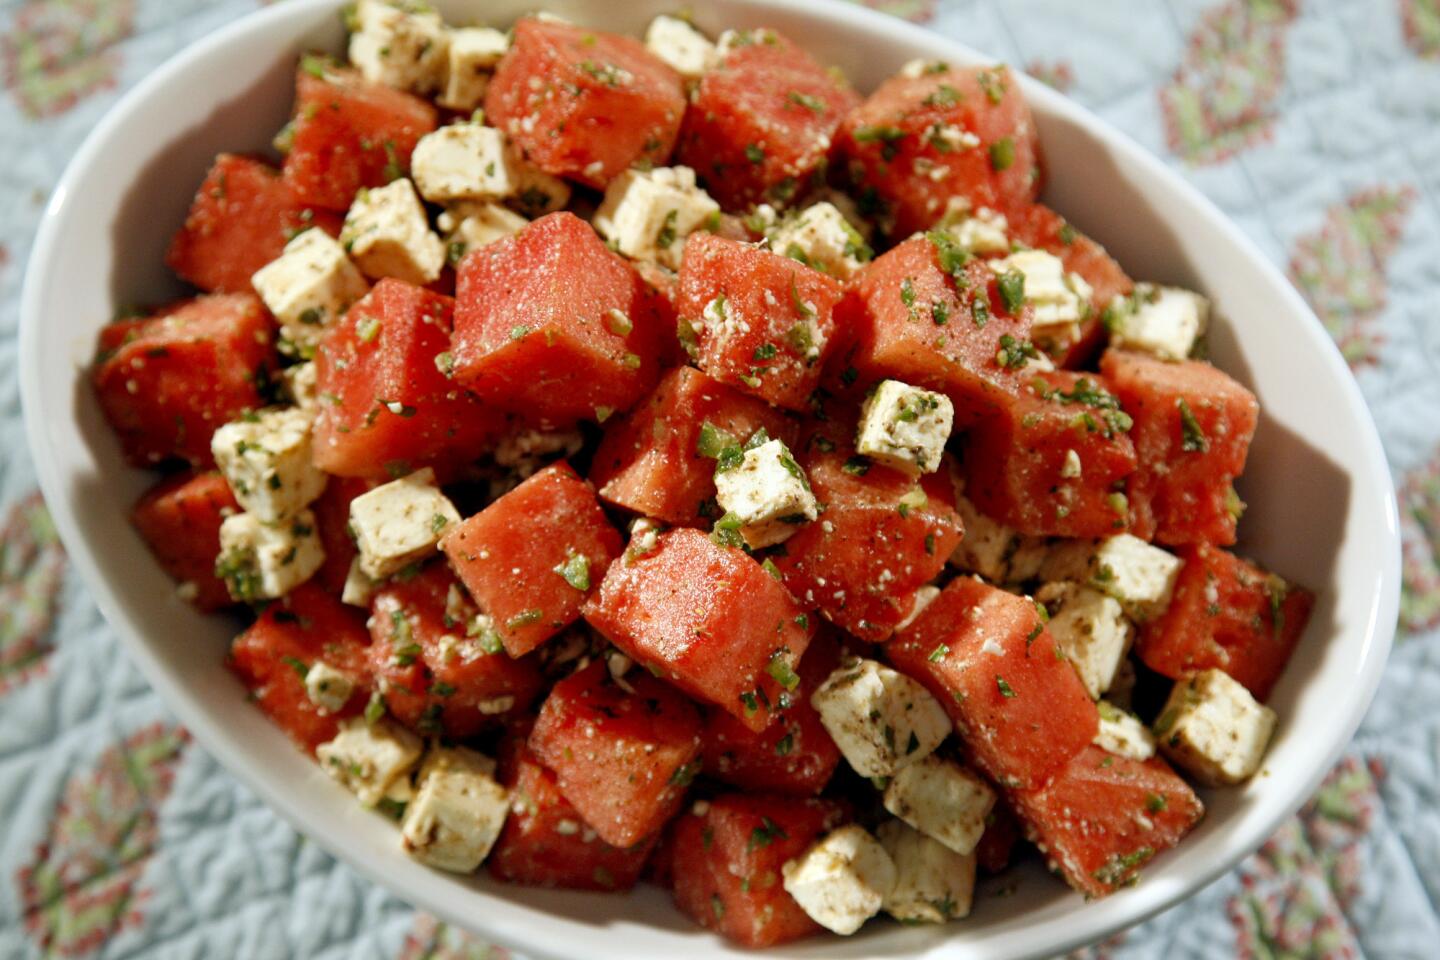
976 799 1021 875
310 475 375 596
440 461 623 657
130 471 240 612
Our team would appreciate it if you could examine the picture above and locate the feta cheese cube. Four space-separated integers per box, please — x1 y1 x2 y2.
437 201 528 261
1034 581 1134 698
882 755 996 856
282 361 319 411
811 658 952 778
948 491 1044 584
342 556 380 607
716 28 780 58
1155 668 1276 786
317 716 423 807
936 200 1010 255
592 166 720 271
876 820 976 923
508 161 571 218
211 407 328 522
644 15 719 79
987 249 1093 333
1094 701 1156 761
341 179 445 286
769 202 872 279
251 229 370 358
1040 534 1183 622
781 824 896 936
216 510 325 602
348 0 449 96
437 26 508 112
1106 283 1209 361
411 123 517 204
713 437 818 549
305 660 357 715
894 585 941 633
402 744 509 873
349 467 460 579
855 380 954 476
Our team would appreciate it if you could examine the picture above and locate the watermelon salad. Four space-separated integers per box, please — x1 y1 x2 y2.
94 2 1316 947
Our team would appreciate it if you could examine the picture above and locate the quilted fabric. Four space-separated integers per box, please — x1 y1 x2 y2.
1 0 1438 956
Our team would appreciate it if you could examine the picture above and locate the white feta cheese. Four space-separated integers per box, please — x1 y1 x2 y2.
948 490 1044 584
342 556 380 607
1041 534 1183 622
811 658 952 778
216 511 325 602
876 819 976 923
1106 283 1210 361
712 437 818 549
401 744 509 873
592 166 720 271
781 825 896 936
341 179 445 286
437 26 508 112
411 124 518 204
349 467 461 579
507 161 571 218
882 755 996 856
855 380 954 476
768 202 872 279
936 199 1010 254
1155 668 1276 786
348 0 450 96
644 15 719 79
1094 701 1157 761
894 585 941 634
282 361 319 411
987 249 1093 335
437 201 528 261
211 407 328 522
716 28 780 58
251 229 370 358
1034 581 1134 699
305 661 357 715
317 716 423 807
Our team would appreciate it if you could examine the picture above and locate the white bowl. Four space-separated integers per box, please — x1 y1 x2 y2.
20 1 1400 957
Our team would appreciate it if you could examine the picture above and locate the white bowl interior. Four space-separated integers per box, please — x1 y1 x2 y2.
20 1 1400 959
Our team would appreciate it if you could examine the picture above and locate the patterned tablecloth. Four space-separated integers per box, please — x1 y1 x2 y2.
1 0 1438 957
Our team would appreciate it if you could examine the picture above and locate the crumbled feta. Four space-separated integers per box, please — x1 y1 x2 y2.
507 161 571 217
936 199 1010 254
349 467 460 579
855 380 954 476
305 661 356 715
1094 701 1156 761
401 744 509 873
492 428 585 479
1106 283 1210 361
882 755 996 856
1034 581 1134 699
592 166 720 271
781 825 896 936
348 0 449 96
436 26 508 112
211 407 328 522
948 490 1045 584
283 361 319 411
768 202 872 279
712 437 818 549
342 556 380 607
216 510 325 601
411 123 517 203
437 201 528 261
644 15 719 79
715 28 780 58
811 657 952 777
1041 534 1183 622
341 179 445 285
317 716 423 807
1155 668 1276 786
251 229 369 358
894 585 941 633
876 819 976 924
988 248 1093 333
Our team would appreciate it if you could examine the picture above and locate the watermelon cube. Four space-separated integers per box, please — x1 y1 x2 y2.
130 471 240 612
1100 349 1259 546
1011 746 1204 897
676 232 844 412
92 293 278 468
309 475 375 596
282 60 437 211
677 29 859 210
583 527 813 732
312 278 506 479
452 212 670 425
441 462 622 657
837 64 1038 238
962 370 1139 538
1137 544 1314 701
976 799 1021 875
166 154 343 295
228 582 373 753
669 794 850 948
588 366 799 527
486 18 685 188
887 576 1098 790
528 660 702 847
